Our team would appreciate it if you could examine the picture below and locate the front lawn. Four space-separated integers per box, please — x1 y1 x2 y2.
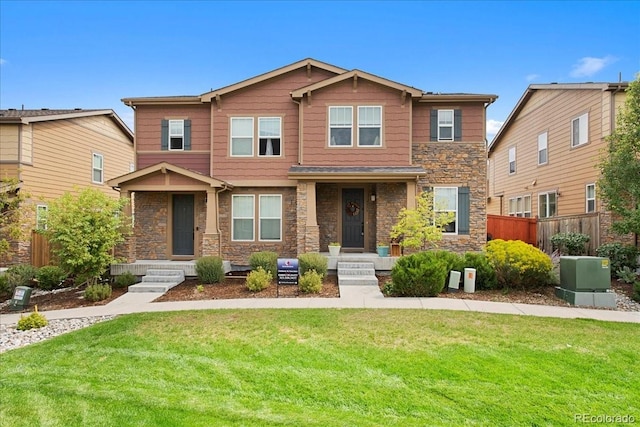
1 309 638 426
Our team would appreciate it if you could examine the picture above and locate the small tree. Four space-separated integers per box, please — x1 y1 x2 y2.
45 188 131 286
390 191 454 251
598 75 640 235
0 177 29 263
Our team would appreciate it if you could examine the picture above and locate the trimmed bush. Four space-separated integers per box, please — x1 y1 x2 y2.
6 264 38 289
595 243 639 274
84 283 112 302
114 271 137 288
390 251 448 297
299 270 323 293
0 274 11 299
463 252 498 290
249 251 278 276
485 239 553 290
195 256 225 284
17 311 48 331
246 267 272 292
35 266 67 290
551 232 590 255
298 252 328 277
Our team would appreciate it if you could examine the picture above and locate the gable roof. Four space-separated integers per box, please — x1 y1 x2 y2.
107 162 232 189
488 82 628 154
0 109 133 140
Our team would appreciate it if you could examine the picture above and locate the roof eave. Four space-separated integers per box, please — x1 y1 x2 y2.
121 96 203 107
420 94 498 103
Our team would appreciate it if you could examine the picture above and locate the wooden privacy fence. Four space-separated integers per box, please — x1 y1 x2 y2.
537 213 600 255
31 230 51 267
487 214 537 245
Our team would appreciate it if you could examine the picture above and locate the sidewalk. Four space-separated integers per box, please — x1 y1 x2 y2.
1 284 639 325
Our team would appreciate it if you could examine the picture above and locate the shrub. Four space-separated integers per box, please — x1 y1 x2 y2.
249 251 278 276
634 281 640 303
84 283 112 302
551 232 590 255
430 250 464 274
616 266 638 284
246 267 272 292
299 270 323 293
35 266 67 290
595 243 639 273
6 264 38 289
485 239 553 290
17 311 48 331
463 252 498 290
0 274 10 299
390 251 448 297
195 256 225 284
298 253 328 278
113 271 137 288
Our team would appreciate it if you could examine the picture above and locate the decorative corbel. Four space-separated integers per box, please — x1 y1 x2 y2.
307 63 311 79
215 94 222 110
306 90 312 106
401 90 407 106
353 74 358 91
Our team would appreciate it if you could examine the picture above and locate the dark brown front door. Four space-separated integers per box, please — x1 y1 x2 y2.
342 188 364 248
172 194 194 256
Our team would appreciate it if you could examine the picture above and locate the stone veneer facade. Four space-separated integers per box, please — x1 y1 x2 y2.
133 192 169 259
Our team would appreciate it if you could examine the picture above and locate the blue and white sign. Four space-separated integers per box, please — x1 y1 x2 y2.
277 258 299 285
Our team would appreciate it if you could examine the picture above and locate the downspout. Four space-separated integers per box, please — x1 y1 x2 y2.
292 97 303 165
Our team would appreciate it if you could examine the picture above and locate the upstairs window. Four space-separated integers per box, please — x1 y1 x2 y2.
258 117 281 156
508 147 516 175
168 120 185 150
586 184 596 213
358 106 382 146
430 109 462 141
438 110 454 141
329 106 353 146
538 132 548 165
571 113 589 147
231 118 254 156
92 153 103 184
539 192 557 218
161 119 191 150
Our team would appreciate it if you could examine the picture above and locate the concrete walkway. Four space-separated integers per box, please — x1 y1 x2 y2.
1 284 639 325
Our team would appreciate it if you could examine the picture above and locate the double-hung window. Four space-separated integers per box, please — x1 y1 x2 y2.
586 184 596 213
329 106 353 146
36 205 48 230
437 110 454 141
508 195 532 217
232 195 254 241
259 195 282 241
231 118 254 156
92 153 104 184
168 120 185 150
538 132 548 165
571 113 589 147
258 117 281 156
539 192 557 218
508 147 516 175
358 106 381 146
434 187 458 233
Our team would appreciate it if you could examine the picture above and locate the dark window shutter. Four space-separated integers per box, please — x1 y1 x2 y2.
430 110 438 141
161 120 169 150
454 109 462 141
458 187 470 234
184 120 191 150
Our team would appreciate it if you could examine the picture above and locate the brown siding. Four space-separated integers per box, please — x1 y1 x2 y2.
413 103 486 142
301 79 411 166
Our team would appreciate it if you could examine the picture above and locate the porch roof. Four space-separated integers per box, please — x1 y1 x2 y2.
288 165 426 182
107 162 233 190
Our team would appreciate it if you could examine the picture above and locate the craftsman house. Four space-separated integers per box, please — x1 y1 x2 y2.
108 59 496 265
0 109 134 265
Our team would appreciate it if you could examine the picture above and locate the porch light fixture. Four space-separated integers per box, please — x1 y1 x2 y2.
370 193 376 202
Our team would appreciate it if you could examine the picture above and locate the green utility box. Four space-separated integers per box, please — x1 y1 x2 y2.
559 256 611 292
9 286 33 311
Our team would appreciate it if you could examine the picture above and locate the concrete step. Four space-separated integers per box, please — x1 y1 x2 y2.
128 282 181 293
338 267 376 276
338 275 379 286
142 275 183 283
145 269 185 278
337 262 375 270
129 269 185 293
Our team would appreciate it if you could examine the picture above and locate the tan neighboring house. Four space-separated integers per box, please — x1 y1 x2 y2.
487 82 634 248
108 58 497 266
0 109 134 266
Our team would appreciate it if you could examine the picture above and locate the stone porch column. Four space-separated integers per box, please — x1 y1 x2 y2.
297 182 319 255
203 189 221 257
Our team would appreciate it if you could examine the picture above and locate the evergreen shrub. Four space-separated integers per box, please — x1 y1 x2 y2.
246 267 272 292
36 266 67 290
485 239 553 290
195 256 225 284
299 270 323 293
390 251 448 297
298 252 328 277
249 251 278 276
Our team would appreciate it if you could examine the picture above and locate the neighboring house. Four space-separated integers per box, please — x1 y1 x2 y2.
108 58 496 265
487 82 633 247
0 109 134 265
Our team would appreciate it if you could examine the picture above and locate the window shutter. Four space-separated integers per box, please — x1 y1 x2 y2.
458 187 470 234
184 120 191 150
454 109 462 141
430 110 438 141
161 120 169 150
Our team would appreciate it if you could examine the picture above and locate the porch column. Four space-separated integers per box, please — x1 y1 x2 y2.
118 190 135 263
202 189 221 257
406 181 417 209
296 181 319 255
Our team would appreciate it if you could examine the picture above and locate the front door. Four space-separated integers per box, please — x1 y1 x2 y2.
172 194 194 256
342 188 364 249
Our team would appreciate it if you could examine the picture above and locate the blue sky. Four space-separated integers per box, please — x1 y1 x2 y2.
1 1 639 141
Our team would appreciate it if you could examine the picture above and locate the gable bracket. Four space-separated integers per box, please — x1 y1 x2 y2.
353 74 358 91
401 90 407 106
215 94 222 110
307 63 311 79
306 90 312 106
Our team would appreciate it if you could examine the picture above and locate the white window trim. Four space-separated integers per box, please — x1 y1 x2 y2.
357 106 382 147
508 195 532 217
230 117 255 157
586 183 596 213
92 152 104 184
571 113 589 147
508 147 516 175
36 204 48 230
258 117 282 157
258 194 282 241
434 186 458 234
538 191 557 218
168 119 185 151
231 194 255 241
437 109 454 142
328 106 353 147
537 132 548 165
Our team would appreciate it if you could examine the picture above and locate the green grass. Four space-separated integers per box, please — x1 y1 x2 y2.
1 309 639 426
